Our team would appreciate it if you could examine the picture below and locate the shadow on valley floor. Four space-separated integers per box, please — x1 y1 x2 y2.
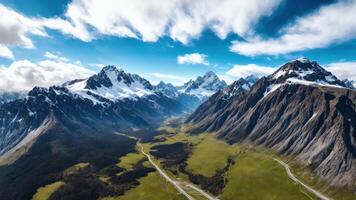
149 141 231 196
0 126 137 200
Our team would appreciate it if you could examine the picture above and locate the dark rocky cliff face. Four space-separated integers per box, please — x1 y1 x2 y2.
187 59 356 188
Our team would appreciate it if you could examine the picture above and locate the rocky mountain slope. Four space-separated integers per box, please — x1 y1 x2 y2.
0 66 185 161
187 58 356 188
0 66 228 200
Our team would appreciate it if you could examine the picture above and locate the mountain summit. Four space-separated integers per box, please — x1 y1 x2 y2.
65 66 154 103
271 58 346 87
178 71 227 99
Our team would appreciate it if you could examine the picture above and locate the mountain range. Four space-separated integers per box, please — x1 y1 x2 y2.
0 58 355 199
0 67 227 162
187 57 356 188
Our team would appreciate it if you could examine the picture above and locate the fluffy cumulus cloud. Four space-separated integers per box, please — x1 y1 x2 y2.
231 1 356 56
0 4 47 59
0 4 92 59
325 61 356 80
0 56 94 92
177 53 209 65
226 64 276 78
0 0 281 57
60 0 281 44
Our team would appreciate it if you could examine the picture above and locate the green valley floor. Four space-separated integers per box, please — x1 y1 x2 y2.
31 123 355 200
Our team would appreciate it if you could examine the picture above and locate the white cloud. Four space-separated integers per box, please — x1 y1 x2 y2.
0 59 94 92
55 0 282 44
44 51 70 62
325 61 356 80
0 44 14 59
231 1 356 56
0 1 281 58
226 64 276 78
0 4 92 59
146 73 190 85
177 53 209 65
0 4 48 59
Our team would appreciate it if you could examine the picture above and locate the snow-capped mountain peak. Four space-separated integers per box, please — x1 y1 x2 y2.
271 58 346 88
222 78 251 100
154 81 179 97
65 66 154 103
178 71 226 99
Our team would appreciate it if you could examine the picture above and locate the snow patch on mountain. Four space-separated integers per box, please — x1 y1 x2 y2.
66 66 154 104
263 58 349 98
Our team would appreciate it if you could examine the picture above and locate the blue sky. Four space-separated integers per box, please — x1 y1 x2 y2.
0 0 355 90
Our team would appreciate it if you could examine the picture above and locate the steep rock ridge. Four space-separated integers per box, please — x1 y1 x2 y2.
187 58 356 188
0 66 184 161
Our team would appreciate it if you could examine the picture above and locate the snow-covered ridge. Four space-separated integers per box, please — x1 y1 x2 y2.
65 66 154 103
222 78 251 100
177 71 226 99
271 58 346 88
264 58 348 98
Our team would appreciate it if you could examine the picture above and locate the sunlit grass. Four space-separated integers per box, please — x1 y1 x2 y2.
116 152 144 171
101 172 185 200
221 148 311 200
32 181 65 200
63 162 89 176
186 135 238 177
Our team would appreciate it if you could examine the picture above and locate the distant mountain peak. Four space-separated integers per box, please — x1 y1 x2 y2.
343 79 356 89
178 71 226 99
221 78 251 100
244 75 259 84
102 65 120 72
202 71 218 78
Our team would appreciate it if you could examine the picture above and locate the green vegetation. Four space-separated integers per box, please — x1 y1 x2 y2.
102 172 185 200
32 181 65 200
221 148 311 200
63 162 89 176
117 152 145 171
287 158 356 200
186 135 238 177
26 124 354 200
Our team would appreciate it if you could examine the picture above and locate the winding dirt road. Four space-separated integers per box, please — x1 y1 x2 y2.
140 144 195 200
139 144 219 200
274 158 332 200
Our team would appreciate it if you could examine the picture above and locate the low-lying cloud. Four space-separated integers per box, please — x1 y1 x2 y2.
226 64 276 78
0 56 94 92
